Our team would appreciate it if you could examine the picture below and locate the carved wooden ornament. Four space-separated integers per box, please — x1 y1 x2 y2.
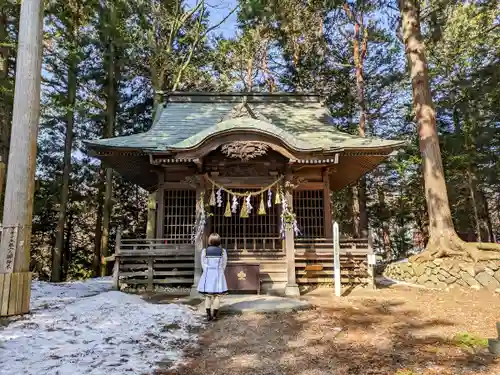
221 141 269 161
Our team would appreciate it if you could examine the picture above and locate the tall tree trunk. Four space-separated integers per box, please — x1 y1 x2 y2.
377 187 391 258
466 167 482 242
344 3 369 238
246 56 254 91
62 209 72 280
479 190 494 243
351 185 360 237
100 5 119 276
52 47 78 282
93 168 105 277
100 168 113 276
399 0 500 262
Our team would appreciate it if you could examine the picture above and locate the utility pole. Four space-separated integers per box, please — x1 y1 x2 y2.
0 0 44 317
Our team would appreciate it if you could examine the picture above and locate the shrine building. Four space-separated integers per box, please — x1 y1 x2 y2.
85 92 404 295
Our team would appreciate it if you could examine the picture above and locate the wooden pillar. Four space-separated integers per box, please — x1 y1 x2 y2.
155 172 165 239
284 173 300 297
323 168 333 239
146 191 156 239
0 158 5 201
191 175 206 296
367 229 376 290
112 227 121 290
0 0 43 317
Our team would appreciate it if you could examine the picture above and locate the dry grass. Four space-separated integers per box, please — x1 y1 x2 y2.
161 284 500 375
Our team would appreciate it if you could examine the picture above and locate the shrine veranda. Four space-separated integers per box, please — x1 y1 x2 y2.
86 92 405 295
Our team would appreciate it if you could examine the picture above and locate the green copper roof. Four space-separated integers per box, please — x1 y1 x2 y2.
85 93 405 152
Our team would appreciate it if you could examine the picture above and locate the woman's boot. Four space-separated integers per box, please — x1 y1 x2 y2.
205 308 212 321
212 309 219 320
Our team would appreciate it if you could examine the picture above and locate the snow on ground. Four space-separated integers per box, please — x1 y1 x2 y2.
0 278 202 375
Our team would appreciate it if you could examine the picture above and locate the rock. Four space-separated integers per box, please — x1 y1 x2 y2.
495 269 500 283
476 272 500 291
470 285 481 290
486 261 499 271
495 288 500 294
414 263 427 277
474 263 487 275
438 271 457 284
456 278 468 287
429 274 440 284
439 268 451 276
448 269 460 278
445 276 457 284
441 261 454 271
433 258 444 266
427 262 436 268
484 267 495 276
437 273 448 282
459 263 475 277
425 268 432 276
459 271 481 288
417 274 428 285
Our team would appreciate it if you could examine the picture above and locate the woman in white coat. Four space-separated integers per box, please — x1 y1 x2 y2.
197 233 228 321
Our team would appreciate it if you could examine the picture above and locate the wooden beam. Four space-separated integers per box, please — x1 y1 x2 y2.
112 227 121 290
323 169 333 239
284 171 300 296
146 191 156 239
191 176 206 295
0 0 43 317
156 172 165 238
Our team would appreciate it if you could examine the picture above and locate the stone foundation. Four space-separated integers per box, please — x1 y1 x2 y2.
383 259 500 292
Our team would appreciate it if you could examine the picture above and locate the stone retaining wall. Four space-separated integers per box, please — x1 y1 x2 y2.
383 259 500 292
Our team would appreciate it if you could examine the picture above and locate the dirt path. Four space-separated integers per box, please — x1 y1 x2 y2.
166 284 500 375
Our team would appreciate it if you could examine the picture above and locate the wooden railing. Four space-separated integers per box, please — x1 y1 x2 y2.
221 236 283 253
294 236 373 286
119 238 194 256
294 236 372 255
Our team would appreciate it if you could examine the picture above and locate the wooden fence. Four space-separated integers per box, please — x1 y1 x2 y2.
109 233 374 292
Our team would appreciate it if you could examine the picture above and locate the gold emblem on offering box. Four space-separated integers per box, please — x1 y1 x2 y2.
237 271 247 280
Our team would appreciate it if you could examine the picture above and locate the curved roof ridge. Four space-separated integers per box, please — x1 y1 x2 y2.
171 117 320 151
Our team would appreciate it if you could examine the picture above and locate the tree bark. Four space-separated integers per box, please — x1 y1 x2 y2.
93 168 105 277
344 3 369 238
466 167 482 242
62 209 72 280
100 168 113 277
377 187 391 258
399 0 500 262
351 185 360 237
99 5 119 276
52 24 78 281
479 190 494 243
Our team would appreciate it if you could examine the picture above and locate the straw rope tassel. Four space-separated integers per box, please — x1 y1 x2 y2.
224 193 231 217
209 186 216 206
274 187 281 204
240 198 248 218
258 193 266 215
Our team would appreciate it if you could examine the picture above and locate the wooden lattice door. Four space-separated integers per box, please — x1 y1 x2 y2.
293 190 325 238
211 190 281 251
163 189 196 244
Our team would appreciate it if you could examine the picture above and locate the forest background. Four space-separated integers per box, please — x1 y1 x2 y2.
0 0 498 281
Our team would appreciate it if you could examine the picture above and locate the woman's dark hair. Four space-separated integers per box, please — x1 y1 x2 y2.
208 233 221 247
